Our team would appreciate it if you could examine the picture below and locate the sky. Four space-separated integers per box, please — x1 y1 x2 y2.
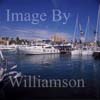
0 0 100 41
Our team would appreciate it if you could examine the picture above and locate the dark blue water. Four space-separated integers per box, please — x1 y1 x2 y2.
1 51 100 100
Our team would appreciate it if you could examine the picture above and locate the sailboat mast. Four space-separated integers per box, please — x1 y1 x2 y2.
85 16 90 42
79 23 85 43
73 14 78 43
95 5 100 43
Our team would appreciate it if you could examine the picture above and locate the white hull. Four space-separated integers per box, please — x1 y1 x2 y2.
82 50 93 55
0 45 16 51
71 49 81 55
71 49 93 56
17 46 60 55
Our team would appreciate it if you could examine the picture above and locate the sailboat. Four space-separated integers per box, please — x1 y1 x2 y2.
81 16 94 56
93 5 100 59
71 15 94 56
71 14 82 55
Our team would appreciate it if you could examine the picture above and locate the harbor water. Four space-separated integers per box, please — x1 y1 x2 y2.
0 51 100 100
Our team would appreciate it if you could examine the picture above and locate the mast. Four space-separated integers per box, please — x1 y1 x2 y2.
79 23 85 43
85 16 90 42
73 14 79 43
95 5 100 43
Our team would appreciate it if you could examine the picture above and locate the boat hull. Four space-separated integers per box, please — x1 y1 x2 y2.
17 46 60 55
71 49 93 56
71 50 81 55
82 50 93 55
93 51 100 59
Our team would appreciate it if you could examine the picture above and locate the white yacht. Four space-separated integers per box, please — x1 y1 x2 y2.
71 48 81 55
71 47 93 56
0 45 17 51
71 15 94 56
17 43 60 55
81 47 93 56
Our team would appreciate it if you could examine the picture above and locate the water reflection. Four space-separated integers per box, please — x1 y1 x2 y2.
71 55 93 60
0 52 100 99
17 54 60 65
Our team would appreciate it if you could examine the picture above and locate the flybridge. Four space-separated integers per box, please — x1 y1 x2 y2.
6 9 70 25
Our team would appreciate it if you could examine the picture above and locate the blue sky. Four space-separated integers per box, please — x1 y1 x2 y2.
0 0 100 41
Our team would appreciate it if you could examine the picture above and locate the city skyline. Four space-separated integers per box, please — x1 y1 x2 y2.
0 0 100 41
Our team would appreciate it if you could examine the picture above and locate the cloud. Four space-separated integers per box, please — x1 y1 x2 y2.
14 28 51 39
0 26 72 40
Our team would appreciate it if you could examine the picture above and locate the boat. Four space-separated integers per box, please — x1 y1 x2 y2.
81 47 93 56
71 50 81 55
71 15 81 56
0 50 21 82
93 50 100 59
71 47 94 56
93 5 100 59
81 17 94 56
17 43 60 55
71 15 94 56
0 45 17 51
71 48 81 55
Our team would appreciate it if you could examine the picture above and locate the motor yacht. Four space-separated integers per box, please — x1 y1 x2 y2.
17 43 60 55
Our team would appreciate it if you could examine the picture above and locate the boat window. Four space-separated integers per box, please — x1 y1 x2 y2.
45 46 52 48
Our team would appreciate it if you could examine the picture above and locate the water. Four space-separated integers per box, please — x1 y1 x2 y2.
0 51 100 100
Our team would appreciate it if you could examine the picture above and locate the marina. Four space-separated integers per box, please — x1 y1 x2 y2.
0 0 100 100
0 5 100 57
